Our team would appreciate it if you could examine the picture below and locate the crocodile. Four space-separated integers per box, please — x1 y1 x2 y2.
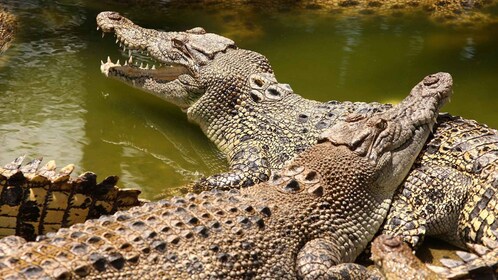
0 156 142 241
0 69 447 279
96 12 498 277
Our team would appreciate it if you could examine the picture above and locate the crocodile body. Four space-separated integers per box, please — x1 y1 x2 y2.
0 74 447 279
0 156 142 241
97 12 498 277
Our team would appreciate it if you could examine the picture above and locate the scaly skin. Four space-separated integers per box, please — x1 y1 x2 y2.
371 234 443 280
371 233 498 279
0 156 142 241
381 114 498 278
96 12 497 277
0 72 447 279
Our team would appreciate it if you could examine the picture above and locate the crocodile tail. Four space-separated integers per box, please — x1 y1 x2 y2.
0 156 143 241
427 229 498 279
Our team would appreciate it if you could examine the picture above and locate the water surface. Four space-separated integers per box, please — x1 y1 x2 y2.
0 1 497 199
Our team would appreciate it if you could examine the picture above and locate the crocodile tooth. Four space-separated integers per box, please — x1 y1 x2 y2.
107 56 112 63
117 59 121 66
124 61 128 66
96 26 99 31
145 63 149 69
140 62 144 69
101 60 104 65
116 38 119 44
101 32 105 38
128 49 132 57
128 56 133 64
151 65 156 70
123 45 126 52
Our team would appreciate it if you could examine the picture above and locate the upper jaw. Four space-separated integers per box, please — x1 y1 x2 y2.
96 11 236 73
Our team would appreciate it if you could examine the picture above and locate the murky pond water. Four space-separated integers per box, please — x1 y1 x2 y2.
1 0 497 201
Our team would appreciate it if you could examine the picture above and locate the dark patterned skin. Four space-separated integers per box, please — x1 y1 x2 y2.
0 157 142 241
381 114 498 278
0 71 448 279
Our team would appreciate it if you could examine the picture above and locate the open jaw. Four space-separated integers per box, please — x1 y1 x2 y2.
100 56 191 85
96 11 193 90
96 10 237 85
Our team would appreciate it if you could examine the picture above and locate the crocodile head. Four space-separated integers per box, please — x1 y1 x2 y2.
319 72 453 194
97 11 237 110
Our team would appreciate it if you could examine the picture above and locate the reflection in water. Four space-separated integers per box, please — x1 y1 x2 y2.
336 18 362 87
460 37 475 60
0 1 87 169
407 33 424 57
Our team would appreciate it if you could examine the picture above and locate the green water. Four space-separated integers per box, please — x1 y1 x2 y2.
1 1 497 200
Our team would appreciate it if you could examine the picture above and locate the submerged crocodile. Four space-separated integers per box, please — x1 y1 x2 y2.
0 71 447 279
0 156 142 241
97 12 498 277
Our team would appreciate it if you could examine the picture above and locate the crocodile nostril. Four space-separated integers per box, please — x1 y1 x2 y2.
423 75 439 86
108 12 122 21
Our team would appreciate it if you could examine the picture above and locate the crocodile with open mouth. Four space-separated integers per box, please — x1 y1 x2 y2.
0 71 447 279
97 11 498 278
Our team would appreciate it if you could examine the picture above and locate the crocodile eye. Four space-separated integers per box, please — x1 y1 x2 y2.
171 38 185 48
168 52 181 60
375 119 387 130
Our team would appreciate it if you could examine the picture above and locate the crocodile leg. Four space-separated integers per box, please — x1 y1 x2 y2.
297 238 382 280
193 144 271 191
382 165 470 248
